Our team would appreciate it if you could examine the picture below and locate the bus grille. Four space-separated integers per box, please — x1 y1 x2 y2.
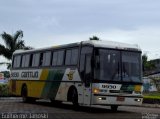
109 90 132 94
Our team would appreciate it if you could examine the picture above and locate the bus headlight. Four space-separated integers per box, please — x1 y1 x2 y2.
98 97 106 100
93 88 100 94
134 98 141 102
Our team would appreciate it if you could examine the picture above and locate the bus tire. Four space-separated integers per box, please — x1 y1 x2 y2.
71 88 79 108
21 85 29 103
111 105 118 112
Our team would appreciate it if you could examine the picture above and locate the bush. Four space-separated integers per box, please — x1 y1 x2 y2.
0 83 10 97
143 92 160 104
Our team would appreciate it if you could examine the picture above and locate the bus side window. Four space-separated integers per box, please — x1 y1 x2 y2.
65 50 71 65
13 55 21 68
32 53 40 67
43 51 51 66
21 54 30 68
71 48 78 65
52 51 58 66
57 50 64 66
21 55 25 68
25 54 30 67
65 48 78 66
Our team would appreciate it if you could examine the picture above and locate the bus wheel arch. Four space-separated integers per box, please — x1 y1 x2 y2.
67 86 79 107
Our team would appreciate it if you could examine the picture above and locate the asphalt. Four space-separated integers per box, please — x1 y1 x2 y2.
0 97 160 108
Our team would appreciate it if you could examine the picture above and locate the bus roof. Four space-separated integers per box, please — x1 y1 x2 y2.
13 40 141 55
83 40 141 51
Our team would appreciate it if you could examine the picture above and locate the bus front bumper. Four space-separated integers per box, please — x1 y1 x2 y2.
92 94 143 106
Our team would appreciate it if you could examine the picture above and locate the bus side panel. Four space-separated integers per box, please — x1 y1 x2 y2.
10 68 83 102
40 69 64 99
9 80 30 96
28 69 49 98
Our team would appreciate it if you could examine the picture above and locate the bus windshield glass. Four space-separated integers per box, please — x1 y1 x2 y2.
94 49 141 83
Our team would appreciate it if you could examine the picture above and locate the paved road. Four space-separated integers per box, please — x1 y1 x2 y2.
0 97 159 119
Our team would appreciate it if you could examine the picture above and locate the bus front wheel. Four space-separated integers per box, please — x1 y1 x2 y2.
71 88 79 108
111 105 118 112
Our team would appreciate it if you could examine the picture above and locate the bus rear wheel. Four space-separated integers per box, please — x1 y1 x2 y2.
21 85 29 103
21 85 36 103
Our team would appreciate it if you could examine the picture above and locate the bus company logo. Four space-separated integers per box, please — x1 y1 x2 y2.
67 71 75 80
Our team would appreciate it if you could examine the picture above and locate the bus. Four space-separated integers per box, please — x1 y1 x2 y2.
9 40 143 111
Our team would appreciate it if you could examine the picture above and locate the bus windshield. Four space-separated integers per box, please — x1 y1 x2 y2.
94 49 142 83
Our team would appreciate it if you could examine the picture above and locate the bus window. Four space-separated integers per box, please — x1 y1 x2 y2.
57 50 64 66
71 49 78 65
32 53 40 67
13 55 21 68
94 49 120 81
21 54 30 68
122 51 141 82
65 48 78 65
25 54 30 67
65 50 71 65
43 51 51 66
21 55 26 67
52 51 58 66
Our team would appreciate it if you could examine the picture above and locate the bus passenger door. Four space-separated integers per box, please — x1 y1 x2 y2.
83 54 92 105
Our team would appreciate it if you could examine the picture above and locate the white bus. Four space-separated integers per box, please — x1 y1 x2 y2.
9 40 143 111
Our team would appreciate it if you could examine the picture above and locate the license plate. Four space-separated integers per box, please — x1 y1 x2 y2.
117 96 125 101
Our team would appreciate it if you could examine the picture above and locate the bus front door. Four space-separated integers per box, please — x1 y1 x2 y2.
83 55 92 106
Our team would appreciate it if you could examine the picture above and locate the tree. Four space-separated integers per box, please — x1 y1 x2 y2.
142 54 148 71
89 36 100 41
142 54 156 75
0 30 32 69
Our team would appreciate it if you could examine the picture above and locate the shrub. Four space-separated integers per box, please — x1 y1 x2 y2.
0 83 10 97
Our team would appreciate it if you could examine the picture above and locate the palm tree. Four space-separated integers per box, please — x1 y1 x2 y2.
0 30 32 69
89 36 100 41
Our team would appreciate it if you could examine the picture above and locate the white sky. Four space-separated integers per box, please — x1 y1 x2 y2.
0 0 160 71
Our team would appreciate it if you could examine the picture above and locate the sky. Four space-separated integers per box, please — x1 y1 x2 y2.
0 0 160 71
